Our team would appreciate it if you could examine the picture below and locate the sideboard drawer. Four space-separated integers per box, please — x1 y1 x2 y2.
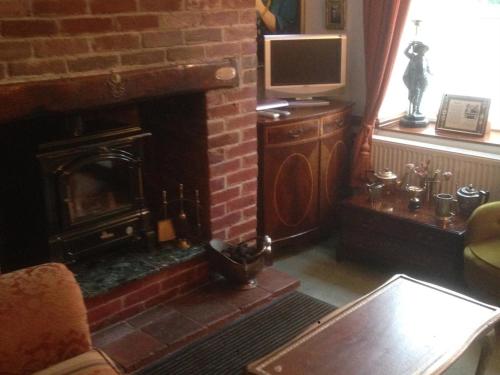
265 120 319 145
321 112 348 136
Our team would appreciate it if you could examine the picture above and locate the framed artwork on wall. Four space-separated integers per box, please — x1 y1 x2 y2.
436 94 491 137
256 0 306 66
326 0 345 30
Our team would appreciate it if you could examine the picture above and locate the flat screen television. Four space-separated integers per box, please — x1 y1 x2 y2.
264 34 347 100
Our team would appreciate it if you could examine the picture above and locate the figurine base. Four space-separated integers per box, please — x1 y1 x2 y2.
400 115 429 128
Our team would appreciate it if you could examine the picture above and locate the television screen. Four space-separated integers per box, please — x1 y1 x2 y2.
264 34 347 100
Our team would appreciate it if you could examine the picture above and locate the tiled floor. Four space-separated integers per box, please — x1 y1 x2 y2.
92 235 500 374
91 267 299 373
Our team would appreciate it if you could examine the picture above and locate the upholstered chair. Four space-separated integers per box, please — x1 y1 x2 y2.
0 262 121 374
464 201 500 305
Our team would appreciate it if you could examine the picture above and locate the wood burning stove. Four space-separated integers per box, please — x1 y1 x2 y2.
37 123 154 263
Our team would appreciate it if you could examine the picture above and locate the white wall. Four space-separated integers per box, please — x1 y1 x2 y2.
304 0 366 116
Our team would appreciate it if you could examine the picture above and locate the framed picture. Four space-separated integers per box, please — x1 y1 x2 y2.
256 0 305 66
435 94 491 136
326 0 345 30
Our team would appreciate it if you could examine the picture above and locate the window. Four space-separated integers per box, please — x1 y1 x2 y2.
379 0 500 130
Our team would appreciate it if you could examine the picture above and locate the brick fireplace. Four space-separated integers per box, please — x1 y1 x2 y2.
0 0 259 271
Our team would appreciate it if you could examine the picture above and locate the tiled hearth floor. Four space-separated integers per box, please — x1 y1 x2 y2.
91 267 300 373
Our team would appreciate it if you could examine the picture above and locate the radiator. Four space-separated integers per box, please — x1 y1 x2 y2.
371 135 500 201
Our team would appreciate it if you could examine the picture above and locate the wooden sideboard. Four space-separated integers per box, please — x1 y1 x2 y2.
257 101 353 245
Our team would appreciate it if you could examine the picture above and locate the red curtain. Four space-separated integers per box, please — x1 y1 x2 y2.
350 0 411 187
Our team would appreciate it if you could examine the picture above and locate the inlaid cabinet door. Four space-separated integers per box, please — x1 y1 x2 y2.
319 126 350 229
261 139 319 241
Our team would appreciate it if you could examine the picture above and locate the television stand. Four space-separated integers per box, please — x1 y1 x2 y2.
287 99 331 108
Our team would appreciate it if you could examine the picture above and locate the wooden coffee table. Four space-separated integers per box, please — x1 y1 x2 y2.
247 274 500 375
338 191 467 284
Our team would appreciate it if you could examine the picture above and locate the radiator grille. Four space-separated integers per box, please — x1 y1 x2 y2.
372 136 500 201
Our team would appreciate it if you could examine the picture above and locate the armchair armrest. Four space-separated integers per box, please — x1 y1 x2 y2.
466 202 500 245
0 263 92 374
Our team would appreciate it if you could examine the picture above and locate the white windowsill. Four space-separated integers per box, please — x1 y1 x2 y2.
374 129 500 160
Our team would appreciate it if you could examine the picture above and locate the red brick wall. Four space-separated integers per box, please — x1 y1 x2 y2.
0 0 258 243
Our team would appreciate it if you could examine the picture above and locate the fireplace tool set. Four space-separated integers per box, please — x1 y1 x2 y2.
157 184 273 288
157 183 202 250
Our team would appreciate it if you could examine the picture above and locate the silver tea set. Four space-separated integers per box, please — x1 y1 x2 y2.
367 163 489 220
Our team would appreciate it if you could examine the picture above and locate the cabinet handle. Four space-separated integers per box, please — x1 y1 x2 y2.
100 230 115 240
335 119 344 127
288 127 304 139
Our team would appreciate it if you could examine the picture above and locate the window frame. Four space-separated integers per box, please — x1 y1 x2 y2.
378 0 500 141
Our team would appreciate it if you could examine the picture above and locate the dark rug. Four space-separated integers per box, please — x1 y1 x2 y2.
138 291 336 375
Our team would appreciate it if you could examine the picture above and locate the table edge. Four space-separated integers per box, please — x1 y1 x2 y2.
246 274 500 375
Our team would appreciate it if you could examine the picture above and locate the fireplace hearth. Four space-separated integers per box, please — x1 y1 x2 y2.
0 0 260 331
0 61 258 274
0 94 209 271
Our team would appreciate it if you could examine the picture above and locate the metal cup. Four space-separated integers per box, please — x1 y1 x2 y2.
434 193 457 220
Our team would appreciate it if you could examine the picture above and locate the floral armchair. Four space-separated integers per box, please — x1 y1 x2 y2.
0 262 120 374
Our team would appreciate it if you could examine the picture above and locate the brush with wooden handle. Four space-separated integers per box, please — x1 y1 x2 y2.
157 190 176 243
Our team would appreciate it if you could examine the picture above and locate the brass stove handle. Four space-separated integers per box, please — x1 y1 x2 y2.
100 230 115 240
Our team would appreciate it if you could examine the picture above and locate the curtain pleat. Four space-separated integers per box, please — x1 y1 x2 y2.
350 0 411 187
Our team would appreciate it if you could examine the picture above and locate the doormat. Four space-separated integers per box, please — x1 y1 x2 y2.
138 291 336 375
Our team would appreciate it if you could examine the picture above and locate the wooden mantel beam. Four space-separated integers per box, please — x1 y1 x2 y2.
0 59 239 125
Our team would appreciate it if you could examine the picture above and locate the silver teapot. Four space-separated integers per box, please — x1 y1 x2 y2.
373 168 398 195
456 184 489 218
